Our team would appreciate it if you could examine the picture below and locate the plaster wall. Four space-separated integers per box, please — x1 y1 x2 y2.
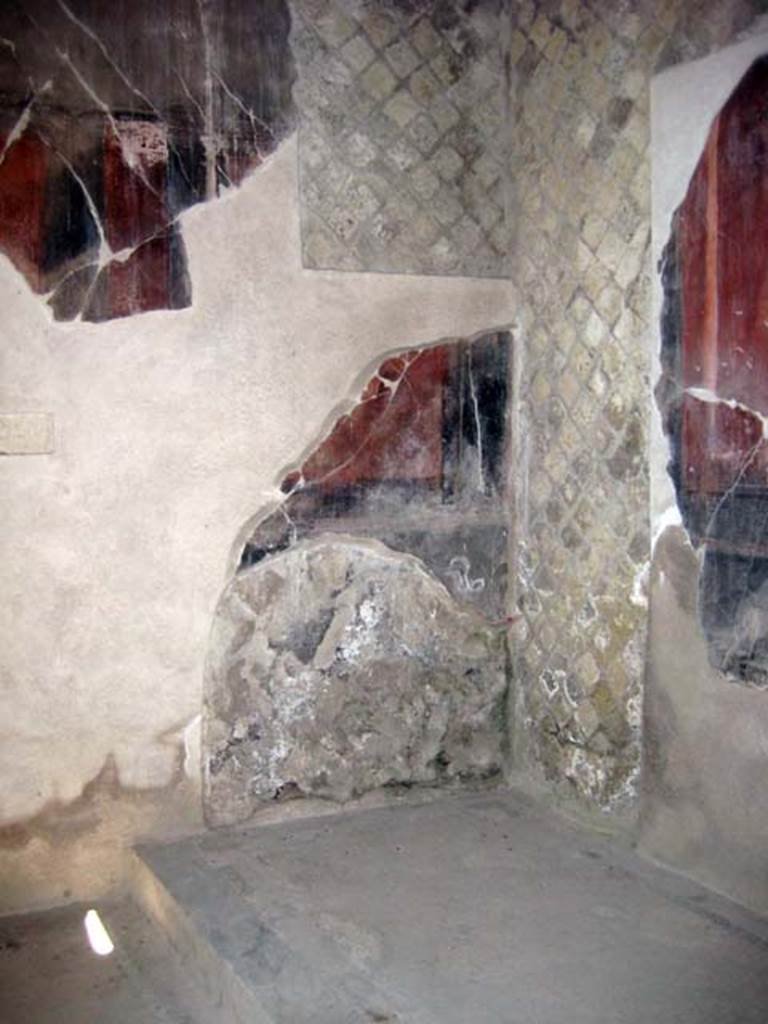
5 0 768 919
0 137 514 911
641 33 768 914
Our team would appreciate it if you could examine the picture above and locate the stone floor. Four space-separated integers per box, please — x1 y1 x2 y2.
136 788 768 1024
3 788 768 1023
0 899 208 1024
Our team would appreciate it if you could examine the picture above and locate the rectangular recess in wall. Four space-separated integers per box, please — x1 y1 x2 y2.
0 412 54 454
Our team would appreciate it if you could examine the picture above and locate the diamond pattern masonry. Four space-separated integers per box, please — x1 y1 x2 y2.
509 0 762 807
292 0 510 277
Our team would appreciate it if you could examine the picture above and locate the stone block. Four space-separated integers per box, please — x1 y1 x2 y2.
203 538 508 827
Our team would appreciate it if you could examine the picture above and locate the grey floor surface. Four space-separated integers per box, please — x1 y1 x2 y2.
139 789 768 1024
3 788 768 1023
0 898 205 1024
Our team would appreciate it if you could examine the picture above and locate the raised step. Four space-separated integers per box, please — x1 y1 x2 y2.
131 788 768 1024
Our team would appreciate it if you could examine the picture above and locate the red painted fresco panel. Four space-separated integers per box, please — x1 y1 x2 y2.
677 58 768 493
681 395 768 495
286 346 449 493
103 121 172 317
0 134 47 292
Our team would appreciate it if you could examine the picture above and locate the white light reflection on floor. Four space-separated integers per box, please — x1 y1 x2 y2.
83 909 115 956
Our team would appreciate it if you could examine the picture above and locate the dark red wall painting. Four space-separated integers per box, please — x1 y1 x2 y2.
0 0 294 322
659 55 768 685
0 133 48 292
242 330 511 619
282 348 449 495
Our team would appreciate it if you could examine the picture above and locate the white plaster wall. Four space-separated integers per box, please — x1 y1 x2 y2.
0 136 515 829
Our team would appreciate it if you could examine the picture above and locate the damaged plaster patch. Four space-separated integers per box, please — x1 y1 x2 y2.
640 520 768 914
203 536 508 828
0 752 200 912
240 328 511 620
652 504 682 550
181 715 202 782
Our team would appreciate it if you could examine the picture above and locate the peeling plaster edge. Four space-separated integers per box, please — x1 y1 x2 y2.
226 531 507 626
183 714 202 782
272 323 516 489
0 709 203 831
651 504 683 552
225 323 516 578
685 386 768 437
0 124 298 332
630 560 650 608
651 28 768 269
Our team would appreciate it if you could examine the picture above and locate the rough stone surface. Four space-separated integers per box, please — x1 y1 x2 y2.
203 537 508 826
509 0 764 809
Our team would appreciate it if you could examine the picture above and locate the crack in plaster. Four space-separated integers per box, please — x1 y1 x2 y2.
685 387 768 439
0 83 47 168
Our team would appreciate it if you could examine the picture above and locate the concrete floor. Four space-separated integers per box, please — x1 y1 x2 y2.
0 899 209 1024
3 788 768 1023
136 789 768 1024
